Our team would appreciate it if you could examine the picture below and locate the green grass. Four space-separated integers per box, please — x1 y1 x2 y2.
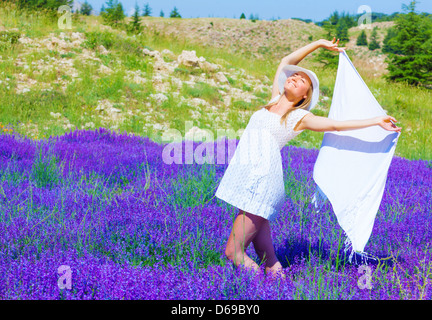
168 162 217 209
0 3 431 160
30 146 62 190
181 81 222 105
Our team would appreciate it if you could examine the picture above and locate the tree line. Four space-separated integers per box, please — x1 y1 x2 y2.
3 0 432 88
315 1 432 88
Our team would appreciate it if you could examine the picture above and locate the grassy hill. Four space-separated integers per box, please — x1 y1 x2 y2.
0 2 431 160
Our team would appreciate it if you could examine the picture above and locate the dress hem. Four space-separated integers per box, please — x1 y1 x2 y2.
215 188 280 221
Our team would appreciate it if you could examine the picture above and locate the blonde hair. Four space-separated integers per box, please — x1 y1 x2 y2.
261 86 313 127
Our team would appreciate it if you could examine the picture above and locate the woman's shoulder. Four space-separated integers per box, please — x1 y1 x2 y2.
286 109 312 133
289 108 311 118
244 108 266 127
251 107 266 117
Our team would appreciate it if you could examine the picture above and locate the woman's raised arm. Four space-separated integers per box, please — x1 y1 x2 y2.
271 38 345 99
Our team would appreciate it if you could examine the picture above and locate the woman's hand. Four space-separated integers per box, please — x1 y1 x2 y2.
317 37 346 52
376 115 402 133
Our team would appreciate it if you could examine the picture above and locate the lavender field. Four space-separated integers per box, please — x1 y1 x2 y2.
0 128 431 300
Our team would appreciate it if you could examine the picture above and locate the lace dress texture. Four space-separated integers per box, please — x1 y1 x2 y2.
215 104 310 221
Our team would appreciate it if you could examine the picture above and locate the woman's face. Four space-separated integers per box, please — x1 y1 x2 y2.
284 71 312 101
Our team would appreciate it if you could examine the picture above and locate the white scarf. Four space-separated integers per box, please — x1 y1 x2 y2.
312 50 400 258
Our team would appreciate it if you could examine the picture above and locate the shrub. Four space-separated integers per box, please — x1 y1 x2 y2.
0 30 21 51
368 27 381 50
100 0 125 27
356 30 368 46
384 1 432 87
169 6 181 18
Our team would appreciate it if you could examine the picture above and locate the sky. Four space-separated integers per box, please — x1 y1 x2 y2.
74 0 432 22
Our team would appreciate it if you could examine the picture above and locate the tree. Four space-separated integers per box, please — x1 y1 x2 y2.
128 2 142 34
240 13 246 19
142 3 151 17
382 27 401 54
79 0 92 15
385 0 432 87
169 6 181 18
160 10 164 17
336 18 349 42
314 10 356 68
339 11 356 28
368 26 380 50
328 10 339 26
249 13 259 22
101 0 125 27
314 12 343 69
16 0 73 11
356 30 368 46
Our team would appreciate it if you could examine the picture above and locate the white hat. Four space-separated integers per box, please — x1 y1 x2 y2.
278 65 319 111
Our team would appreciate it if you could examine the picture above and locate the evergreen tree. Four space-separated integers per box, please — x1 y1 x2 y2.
169 6 181 18
356 29 368 46
336 18 349 42
249 13 259 22
382 27 401 54
340 11 356 28
328 10 339 26
101 0 125 27
385 1 432 87
160 10 164 17
314 11 345 69
142 3 151 16
128 2 142 34
240 13 246 19
79 0 92 15
16 0 73 11
368 26 381 50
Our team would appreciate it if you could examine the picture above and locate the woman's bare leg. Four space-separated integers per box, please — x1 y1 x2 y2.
225 210 266 273
252 220 284 277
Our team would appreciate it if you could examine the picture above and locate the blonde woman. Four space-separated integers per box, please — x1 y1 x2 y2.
215 38 401 276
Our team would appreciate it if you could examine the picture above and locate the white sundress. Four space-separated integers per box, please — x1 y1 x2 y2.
215 100 311 221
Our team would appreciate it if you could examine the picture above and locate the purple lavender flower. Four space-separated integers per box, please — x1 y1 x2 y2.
0 129 430 300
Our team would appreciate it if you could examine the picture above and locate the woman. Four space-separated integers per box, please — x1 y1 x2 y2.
215 38 401 276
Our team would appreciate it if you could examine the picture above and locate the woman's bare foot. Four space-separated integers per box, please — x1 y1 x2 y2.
229 252 263 275
265 261 286 279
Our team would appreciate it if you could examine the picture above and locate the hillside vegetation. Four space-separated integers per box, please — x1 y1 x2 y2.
0 2 431 160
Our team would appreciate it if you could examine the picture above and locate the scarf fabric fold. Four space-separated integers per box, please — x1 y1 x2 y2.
312 50 400 256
